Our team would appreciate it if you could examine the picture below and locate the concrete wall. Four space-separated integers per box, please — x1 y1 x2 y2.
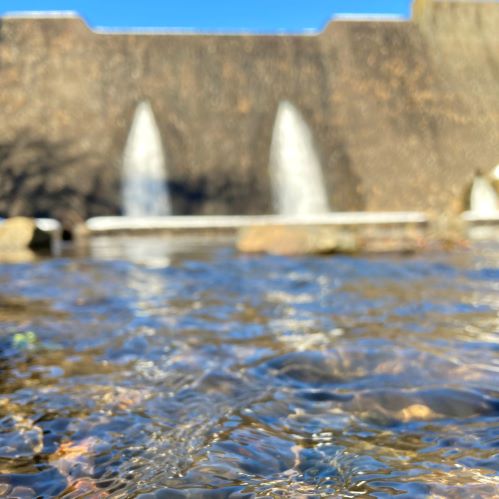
0 0 498 227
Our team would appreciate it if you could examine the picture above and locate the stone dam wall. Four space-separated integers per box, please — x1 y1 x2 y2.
0 0 498 227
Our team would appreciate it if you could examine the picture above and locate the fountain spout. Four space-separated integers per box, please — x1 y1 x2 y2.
469 170 498 215
269 100 330 216
122 101 172 217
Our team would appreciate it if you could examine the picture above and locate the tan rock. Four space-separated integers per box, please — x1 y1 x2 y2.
49 437 100 478
66 479 109 498
397 403 438 422
0 249 37 263
236 225 359 255
361 235 427 254
0 217 36 250
0 217 56 254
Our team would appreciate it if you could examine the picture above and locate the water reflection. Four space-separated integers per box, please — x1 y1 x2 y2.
0 243 498 496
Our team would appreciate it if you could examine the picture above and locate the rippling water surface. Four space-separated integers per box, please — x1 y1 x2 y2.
0 240 498 498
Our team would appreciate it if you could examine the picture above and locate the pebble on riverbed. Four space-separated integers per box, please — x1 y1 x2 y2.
62 478 109 498
396 403 437 422
47 438 110 498
49 437 100 477
0 294 68 324
0 413 43 460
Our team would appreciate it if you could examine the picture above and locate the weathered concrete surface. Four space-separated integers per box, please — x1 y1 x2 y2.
81 213 431 255
0 0 498 227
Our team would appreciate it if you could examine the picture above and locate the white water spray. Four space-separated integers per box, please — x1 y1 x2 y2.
469 172 498 215
269 101 330 216
122 101 172 216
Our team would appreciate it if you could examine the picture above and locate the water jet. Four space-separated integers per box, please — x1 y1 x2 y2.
269 101 330 216
469 170 498 215
122 101 172 217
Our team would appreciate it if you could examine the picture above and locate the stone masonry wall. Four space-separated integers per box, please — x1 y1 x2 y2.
0 0 498 227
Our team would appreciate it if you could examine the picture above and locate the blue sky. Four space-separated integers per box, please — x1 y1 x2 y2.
0 1 412 32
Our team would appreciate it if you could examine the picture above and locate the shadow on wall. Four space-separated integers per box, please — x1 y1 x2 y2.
0 132 119 229
169 172 269 216
0 123 364 225
324 139 365 212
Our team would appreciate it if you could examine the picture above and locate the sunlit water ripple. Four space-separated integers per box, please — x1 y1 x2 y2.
0 242 498 497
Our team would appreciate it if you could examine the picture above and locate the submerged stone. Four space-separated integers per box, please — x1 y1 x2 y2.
49 437 105 481
0 295 67 323
64 478 109 498
12 331 37 351
8 486 37 499
0 415 43 459
137 486 253 498
237 225 358 255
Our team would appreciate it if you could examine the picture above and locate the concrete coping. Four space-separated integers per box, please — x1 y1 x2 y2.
1 10 409 36
85 212 430 232
35 218 62 234
461 211 499 223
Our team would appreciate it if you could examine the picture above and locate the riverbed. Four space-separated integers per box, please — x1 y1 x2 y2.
0 242 498 497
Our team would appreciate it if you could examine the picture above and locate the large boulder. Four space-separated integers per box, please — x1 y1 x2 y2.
0 217 37 250
0 217 55 254
236 225 359 255
237 220 434 256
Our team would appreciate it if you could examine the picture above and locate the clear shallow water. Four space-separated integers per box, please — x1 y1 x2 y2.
0 241 498 498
